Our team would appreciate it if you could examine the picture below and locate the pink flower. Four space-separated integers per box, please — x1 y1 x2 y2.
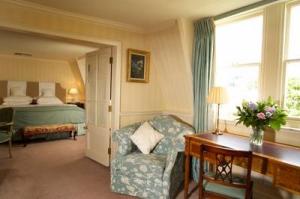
257 112 266 120
265 106 275 113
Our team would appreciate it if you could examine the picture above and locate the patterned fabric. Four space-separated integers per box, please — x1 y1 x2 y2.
111 115 195 199
112 122 141 157
23 123 75 137
150 115 195 154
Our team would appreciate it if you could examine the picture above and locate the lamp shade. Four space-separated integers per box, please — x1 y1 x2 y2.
69 88 78 95
207 87 229 104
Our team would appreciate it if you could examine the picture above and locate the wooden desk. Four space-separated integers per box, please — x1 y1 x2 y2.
184 133 300 198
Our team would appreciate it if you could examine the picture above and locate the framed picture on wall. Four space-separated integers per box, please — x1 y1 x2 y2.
127 49 150 83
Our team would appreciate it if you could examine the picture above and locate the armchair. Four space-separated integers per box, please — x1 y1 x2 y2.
0 107 14 158
111 115 195 199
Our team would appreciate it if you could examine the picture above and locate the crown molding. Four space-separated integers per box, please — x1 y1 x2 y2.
3 0 146 34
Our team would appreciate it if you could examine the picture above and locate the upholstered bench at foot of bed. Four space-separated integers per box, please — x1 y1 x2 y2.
22 123 77 146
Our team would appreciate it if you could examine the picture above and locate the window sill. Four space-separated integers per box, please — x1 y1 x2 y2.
220 119 300 133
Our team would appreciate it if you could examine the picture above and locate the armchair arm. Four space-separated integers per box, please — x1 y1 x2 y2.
161 129 194 198
112 122 141 157
0 122 13 128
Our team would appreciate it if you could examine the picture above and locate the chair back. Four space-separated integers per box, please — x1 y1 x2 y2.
0 107 14 124
199 144 253 199
149 115 195 154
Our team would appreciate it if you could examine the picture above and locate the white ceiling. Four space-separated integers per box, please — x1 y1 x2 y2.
23 0 261 29
0 30 101 61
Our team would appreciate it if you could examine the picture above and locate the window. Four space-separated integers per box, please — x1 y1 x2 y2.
215 14 263 120
285 3 300 118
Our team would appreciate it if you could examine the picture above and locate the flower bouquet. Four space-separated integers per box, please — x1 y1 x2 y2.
236 97 287 145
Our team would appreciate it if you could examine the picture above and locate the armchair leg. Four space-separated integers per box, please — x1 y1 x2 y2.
8 139 12 158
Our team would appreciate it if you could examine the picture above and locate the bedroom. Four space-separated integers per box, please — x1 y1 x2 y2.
0 29 90 143
0 0 300 199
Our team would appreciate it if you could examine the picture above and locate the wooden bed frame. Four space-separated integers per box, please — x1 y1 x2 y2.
0 81 66 104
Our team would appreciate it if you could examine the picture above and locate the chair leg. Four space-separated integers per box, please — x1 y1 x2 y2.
8 139 12 158
73 130 77 140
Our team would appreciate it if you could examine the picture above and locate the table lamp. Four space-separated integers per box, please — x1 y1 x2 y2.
207 87 229 135
69 87 78 102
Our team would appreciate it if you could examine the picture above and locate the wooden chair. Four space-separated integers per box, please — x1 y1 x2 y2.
199 144 253 199
0 107 14 158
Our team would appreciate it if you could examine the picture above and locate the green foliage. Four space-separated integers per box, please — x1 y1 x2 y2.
286 78 300 117
236 97 287 131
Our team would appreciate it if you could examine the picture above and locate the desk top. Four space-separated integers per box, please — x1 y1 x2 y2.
186 133 300 168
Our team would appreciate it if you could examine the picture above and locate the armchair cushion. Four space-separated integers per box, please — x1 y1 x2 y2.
204 180 246 199
113 152 166 180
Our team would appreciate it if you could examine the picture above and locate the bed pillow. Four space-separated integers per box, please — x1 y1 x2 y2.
3 96 32 105
130 122 164 154
37 96 63 105
41 89 55 97
10 87 25 96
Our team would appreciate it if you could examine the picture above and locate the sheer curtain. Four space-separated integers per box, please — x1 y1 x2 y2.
192 17 215 181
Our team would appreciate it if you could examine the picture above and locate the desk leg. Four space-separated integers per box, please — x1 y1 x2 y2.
184 153 190 199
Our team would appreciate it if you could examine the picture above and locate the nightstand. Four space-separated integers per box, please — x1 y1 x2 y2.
67 102 85 109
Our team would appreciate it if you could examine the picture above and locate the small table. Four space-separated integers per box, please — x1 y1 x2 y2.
184 132 300 198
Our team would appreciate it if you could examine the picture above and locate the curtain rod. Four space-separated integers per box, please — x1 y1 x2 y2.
213 0 279 21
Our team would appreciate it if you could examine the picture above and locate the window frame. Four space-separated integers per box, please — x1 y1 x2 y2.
214 11 264 121
282 0 300 121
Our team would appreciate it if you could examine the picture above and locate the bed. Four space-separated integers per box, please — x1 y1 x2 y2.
0 81 86 141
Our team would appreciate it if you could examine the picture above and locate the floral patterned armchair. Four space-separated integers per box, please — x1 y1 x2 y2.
111 115 195 199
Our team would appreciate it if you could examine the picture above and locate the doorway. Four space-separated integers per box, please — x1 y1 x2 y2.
0 26 121 167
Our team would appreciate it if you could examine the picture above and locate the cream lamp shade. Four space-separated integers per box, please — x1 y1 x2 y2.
207 87 229 135
207 87 229 104
69 88 78 95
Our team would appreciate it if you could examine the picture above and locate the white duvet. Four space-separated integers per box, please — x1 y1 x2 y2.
37 97 63 105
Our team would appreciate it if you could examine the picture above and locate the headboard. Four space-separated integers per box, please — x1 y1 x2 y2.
0 81 66 104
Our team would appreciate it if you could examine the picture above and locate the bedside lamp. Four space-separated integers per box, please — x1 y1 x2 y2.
69 88 78 102
207 87 229 135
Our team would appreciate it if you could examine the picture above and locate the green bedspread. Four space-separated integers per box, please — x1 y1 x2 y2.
13 105 85 130
0 105 86 141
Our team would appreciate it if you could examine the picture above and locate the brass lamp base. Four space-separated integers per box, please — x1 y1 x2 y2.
212 128 223 135
212 103 223 135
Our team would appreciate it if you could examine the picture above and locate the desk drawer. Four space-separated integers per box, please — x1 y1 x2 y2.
275 165 300 194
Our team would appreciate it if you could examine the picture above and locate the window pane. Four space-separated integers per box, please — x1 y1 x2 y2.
285 62 300 117
288 4 300 59
215 15 263 119
217 65 259 120
216 16 263 66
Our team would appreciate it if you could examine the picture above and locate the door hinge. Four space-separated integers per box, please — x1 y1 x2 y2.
108 147 111 155
108 105 112 112
109 57 113 64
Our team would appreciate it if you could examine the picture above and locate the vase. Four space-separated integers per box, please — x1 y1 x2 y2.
250 127 264 145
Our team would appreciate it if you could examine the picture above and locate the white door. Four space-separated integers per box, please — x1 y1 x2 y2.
85 48 112 167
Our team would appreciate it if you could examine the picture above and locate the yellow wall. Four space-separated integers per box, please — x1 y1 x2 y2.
146 21 194 122
0 54 85 101
0 0 164 126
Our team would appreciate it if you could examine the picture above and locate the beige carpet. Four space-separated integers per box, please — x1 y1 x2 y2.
0 136 199 199
0 136 136 199
0 136 293 199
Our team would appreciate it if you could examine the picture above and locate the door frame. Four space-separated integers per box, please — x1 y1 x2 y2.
0 25 121 142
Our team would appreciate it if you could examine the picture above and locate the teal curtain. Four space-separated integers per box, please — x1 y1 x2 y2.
192 17 215 182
